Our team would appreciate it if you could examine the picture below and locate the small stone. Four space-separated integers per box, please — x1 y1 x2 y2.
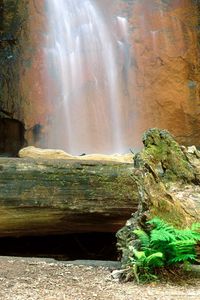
111 269 125 280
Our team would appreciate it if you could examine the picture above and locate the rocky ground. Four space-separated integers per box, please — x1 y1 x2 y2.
0 256 200 300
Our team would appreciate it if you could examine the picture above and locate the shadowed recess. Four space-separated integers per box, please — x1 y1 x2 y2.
0 118 25 156
0 233 118 261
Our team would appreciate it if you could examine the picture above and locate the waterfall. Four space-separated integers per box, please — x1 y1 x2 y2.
44 0 129 155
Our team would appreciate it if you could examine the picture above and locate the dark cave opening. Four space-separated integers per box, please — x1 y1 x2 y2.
0 233 118 261
0 118 26 157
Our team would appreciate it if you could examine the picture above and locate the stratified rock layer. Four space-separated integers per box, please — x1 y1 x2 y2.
0 157 138 236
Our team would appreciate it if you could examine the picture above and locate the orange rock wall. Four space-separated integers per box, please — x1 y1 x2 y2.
18 0 47 145
126 0 200 147
7 0 200 149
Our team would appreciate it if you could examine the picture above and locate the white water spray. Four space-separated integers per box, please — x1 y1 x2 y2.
44 0 129 154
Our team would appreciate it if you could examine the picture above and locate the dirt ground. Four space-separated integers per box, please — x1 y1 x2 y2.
0 256 200 300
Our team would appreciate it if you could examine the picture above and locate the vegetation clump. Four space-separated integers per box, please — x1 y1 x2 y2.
122 217 200 283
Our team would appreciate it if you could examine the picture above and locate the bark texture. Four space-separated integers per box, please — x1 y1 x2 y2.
0 158 138 237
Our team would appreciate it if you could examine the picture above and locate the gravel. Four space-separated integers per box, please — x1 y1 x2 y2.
0 256 200 300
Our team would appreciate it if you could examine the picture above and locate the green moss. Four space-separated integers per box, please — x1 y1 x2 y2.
135 128 195 182
149 197 188 229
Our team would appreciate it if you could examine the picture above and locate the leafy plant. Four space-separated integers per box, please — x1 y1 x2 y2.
126 218 200 283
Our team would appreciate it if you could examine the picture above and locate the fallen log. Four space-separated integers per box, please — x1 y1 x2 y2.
0 158 139 237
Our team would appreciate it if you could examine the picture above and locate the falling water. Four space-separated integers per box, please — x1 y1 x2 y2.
44 0 129 155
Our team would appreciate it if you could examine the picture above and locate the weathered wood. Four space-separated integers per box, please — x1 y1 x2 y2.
0 158 139 237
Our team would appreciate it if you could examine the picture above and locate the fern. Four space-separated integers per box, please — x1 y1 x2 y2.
150 228 176 244
145 252 164 268
132 249 146 261
129 248 164 282
127 217 200 283
169 254 197 263
169 240 197 263
174 228 200 241
133 249 164 268
147 217 175 232
133 229 150 250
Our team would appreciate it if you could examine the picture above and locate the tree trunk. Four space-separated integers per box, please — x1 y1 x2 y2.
0 158 139 237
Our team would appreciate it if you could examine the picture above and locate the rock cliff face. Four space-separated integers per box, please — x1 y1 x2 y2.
0 0 27 119
127 0 200 147
0 0 28 155
0 0 200 154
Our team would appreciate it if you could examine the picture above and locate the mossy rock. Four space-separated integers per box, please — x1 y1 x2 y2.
134 128 195 182
117 128 200 266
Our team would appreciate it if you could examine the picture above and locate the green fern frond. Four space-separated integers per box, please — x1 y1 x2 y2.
150 228 176 244
170 239 196 251
174 229 200 241
132 249 164 269
169 253 196 263
169 240 196 263
147 217 175 233
133 249 146 261
145 252 164 268
133 229 150 250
